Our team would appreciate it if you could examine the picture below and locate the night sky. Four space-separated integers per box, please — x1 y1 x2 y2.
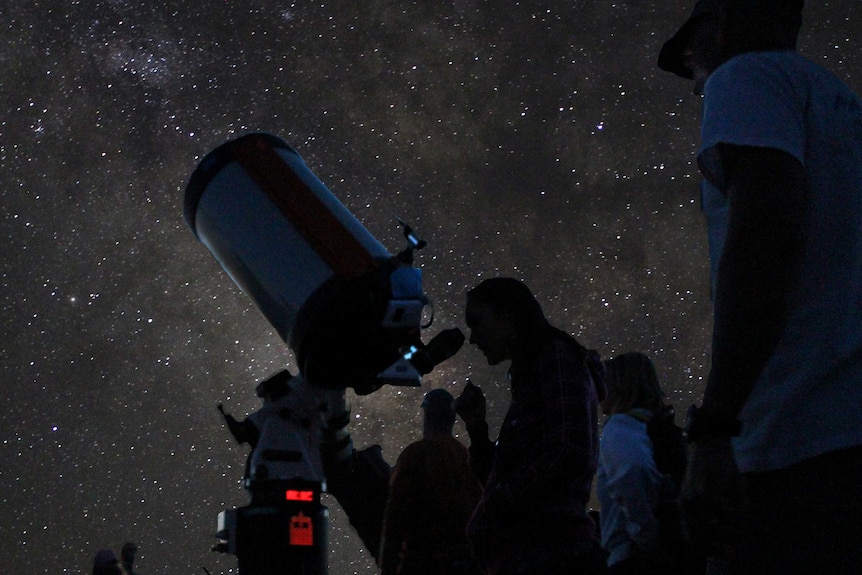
3 2 859 574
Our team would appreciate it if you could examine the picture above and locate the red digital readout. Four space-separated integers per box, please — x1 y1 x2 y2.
285 489 314 502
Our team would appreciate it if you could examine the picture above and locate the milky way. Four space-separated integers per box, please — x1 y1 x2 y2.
2 2 859 574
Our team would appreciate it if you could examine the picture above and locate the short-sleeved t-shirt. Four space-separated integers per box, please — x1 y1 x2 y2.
698 51 862 473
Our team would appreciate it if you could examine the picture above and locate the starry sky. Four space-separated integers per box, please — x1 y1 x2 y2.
2 2 859 574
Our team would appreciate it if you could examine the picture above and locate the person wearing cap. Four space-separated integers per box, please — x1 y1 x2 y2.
217 369 294 481
92 549 125 575
456 277 608 575
658 1 862 573
379 388 482 575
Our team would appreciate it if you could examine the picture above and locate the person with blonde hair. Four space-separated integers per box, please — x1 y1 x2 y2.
597 352 697 575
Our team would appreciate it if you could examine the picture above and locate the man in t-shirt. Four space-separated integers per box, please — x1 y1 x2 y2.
658 1 862 573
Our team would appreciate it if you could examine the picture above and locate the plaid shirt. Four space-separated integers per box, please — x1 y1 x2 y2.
466 339 605 574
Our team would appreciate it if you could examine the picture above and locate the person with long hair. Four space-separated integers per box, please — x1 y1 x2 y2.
597 353 698 574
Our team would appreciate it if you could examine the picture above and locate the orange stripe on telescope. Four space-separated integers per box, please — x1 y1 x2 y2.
183 133 420 392
230 135 375 280
183 133 393 349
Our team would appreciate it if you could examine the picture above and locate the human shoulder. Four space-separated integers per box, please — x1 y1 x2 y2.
532 334 593 372
709 51 851 106
438 434 470 451
394 439 429 466
713 50 805 79
706 51 811 102
602 414 648 448
603 412 648 435
700 51 813 182
601 414 652 465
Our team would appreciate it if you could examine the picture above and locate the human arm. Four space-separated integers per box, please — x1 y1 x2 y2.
455 380 494 483
683 144 807 549
700 144 807 425
217 404 259 446
693 54 810 428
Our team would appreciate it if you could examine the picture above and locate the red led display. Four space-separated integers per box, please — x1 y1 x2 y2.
285 489 314 502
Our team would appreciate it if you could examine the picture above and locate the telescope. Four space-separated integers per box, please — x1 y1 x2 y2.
184 133 463 574
184 132 458 395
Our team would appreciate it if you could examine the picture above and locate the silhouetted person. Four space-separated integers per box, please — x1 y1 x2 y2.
598 353 700 575
217 370 293 480
456 277 608 575
379 388 482 575
121 542 138 575
92 549 125 575
658 1 862 573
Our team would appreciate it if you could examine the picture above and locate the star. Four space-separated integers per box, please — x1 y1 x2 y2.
2 2 859 574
